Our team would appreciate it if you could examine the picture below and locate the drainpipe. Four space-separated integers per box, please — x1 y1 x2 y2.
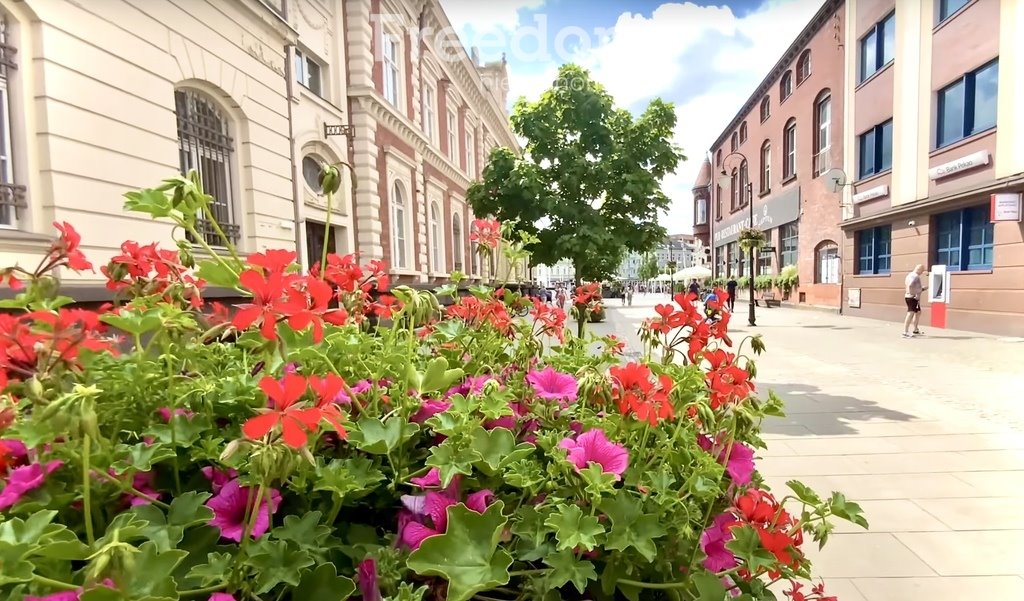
284 44 304 266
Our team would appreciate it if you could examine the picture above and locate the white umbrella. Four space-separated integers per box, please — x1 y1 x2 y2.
678 265 713 280
654 273 672 281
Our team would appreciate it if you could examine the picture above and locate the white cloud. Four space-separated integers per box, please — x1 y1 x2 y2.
440 0 546 45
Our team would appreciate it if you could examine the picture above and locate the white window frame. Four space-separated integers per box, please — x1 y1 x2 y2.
447 109 458 162
295 48 324 98
0 78 15 228
452 212 464 272
430 201 442 272
391 182 408 269
815 95 832 175
784 121 797 178
696 197 708 225
422 84 436 143
382 32 401 107
465 124 475 178
760 141 771 192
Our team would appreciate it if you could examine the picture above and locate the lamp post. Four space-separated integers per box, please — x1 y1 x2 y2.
717 153 756 327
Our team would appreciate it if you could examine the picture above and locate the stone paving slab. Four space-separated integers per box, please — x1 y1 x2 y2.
894 531 1024 576
850 576 1024 600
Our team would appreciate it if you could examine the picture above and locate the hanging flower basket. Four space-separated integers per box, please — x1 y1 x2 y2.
738 227 767 251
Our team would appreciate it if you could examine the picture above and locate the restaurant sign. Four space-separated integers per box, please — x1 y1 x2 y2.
713 186 801 246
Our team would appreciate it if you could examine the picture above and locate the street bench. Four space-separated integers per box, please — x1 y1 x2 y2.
755 291 781 308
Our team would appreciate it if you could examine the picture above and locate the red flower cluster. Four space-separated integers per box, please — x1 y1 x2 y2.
573 282 602 310
704 349 755 409
0 309 116 391
608 362 676 425
445 295 514 336
233 251 350 342
102 241 205 308
645 292 732 363
2 222 93 290
242 373 348 448
785 581 837 601
311 254 394 321
734 489 804 572
529 298 566 342
469 218 501 250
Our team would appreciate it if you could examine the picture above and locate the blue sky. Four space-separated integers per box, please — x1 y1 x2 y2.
440 0 824 234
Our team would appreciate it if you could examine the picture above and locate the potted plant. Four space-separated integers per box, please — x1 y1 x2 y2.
0 172 865 601
737 227 767 252
778 264 800 299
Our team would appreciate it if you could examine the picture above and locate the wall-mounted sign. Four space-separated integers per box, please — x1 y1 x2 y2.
713 187 801 246
852 184 889 204
324 124 354 137
990 192 1022 222
760 246 777 253
847 288 861 309
928 150 990 180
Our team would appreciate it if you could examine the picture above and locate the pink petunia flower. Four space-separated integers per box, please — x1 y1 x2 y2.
700 513 739 572
358 558 382 601
558 429 629 480
209 594 237 601
350 379 374 395
201 467 239 494
465 489 494 513
157 407 195 423
25 592 80 601
526 366 578 403
397 491 455 550
411 399 451 424
205 478 282 542
698 435 755 486
0 460 63 510
409 468 442 488
127 471 161 506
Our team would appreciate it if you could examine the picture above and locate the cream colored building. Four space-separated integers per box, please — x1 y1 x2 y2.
344 0 519 284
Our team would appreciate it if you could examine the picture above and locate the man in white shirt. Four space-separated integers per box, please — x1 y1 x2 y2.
903 264 926 338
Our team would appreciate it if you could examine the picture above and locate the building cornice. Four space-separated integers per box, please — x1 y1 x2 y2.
709 0 843 152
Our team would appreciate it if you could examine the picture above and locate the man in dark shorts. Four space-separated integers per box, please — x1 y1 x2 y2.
903 264 926 338
726 276 738 311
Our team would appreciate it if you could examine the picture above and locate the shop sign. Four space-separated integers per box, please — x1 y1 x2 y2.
928 150 990 180
712 187 801 246
990 193 1022 222
852 185 888 204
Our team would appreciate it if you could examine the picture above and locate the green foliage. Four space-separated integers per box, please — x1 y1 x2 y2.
754 275 775 291
637 255 661 281
776 264 800 294
467 64 684 282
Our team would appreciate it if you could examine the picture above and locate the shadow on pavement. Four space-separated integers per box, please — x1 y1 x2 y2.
760 382 919 437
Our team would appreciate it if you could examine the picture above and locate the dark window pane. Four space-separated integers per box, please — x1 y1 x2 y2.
972 61 998 134
940 0 969 21
881 13 895 65
860 31 876 81
938 80 965 146
859 130 875 177
307 59 322 96
879 120 893 171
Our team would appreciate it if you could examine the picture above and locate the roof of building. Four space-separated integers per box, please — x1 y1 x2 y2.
708 0 844 153
692 157 713 190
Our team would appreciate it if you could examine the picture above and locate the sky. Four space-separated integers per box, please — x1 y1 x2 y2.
438 0 824 235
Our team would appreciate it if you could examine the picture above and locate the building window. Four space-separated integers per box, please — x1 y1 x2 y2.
783 119 796 179
301 155 323 193
780 222 799 267
430 201 442 272
939 0 969 23
859 12 895 82
758 229 773 275
814 241 840 284
0 17 24 228
760 141 771 192
447 109 458 161
814 91 832 176
716 149 722 166
422 85 436 142
760 96 770 122
797 50 811 84
465 126 475 178
391 183 408 269
452 214 463 272
715 185 722 220
730 168 738 210
738 160 749 207
729 132 737 152
305 221 335 270
696 196 708 225
937 59 998 148
295 49 323 97
382 32 401 106
780 71 793 101
739 122 748 144
935 205 993 271
856 225 891 274
174 89 238 246
858 119 893 178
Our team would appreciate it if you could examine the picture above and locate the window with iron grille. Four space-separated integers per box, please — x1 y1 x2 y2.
174 89 238 246
0 17 25 228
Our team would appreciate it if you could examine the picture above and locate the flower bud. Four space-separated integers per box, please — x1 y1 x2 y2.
220 438 242 462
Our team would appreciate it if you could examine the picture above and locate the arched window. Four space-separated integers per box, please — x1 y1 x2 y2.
730 168 738 210
814 90 832 176
780 71 793 101
760 140 771 192
452 214 463 272
730 132 738 152
783 118 797 179
738 160 749 207
391 182 407 269
430 201 442 272
797 50 812 84
759 96 770 122
715 185 722 219
716 149 722 166
175 88 238 245
739 122 748 144
815 240 840 284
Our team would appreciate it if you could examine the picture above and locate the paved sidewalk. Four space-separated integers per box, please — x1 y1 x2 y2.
594 294 1024 600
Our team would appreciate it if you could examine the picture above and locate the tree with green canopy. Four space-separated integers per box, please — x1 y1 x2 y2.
467 64 684 284
637 255 661 282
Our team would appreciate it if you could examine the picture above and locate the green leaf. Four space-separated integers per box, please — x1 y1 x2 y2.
130 504 181 552
110 441 177 474
725 525 776 574
425 438 482 487
186 551 234 586
470 427 533 476
79 587 128 601
273 511 332 553
693 572 729 601
544 504 604 552
123 542 187 600
599 490 667 562
195 259 241 289
419 357 465 393
786 480 822 506
123 188 174 218
407 502 513 601
246 539 315 594
99 310 163 336
167 491 214 527
0 541 34 585
313 457 386 500
828 492 869 529
349 417 418 455
293 563 356 601
543 548 597 593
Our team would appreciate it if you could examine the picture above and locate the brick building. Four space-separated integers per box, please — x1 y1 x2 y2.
695 0 847 309
839 0 1024 335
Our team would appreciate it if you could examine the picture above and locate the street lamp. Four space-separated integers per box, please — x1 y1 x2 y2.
717 153 756 327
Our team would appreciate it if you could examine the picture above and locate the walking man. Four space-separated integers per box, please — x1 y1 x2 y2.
903 264 926 338
726 276 738 311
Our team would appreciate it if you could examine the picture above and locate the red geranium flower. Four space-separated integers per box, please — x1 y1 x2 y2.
243 375 323 448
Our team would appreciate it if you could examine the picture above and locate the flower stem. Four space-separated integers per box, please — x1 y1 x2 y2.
179 583 228 598
33 575 79 591
617 578 692 591
320 189 334 278
94 469 171 509
82 434 95 546
240 484 266 549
